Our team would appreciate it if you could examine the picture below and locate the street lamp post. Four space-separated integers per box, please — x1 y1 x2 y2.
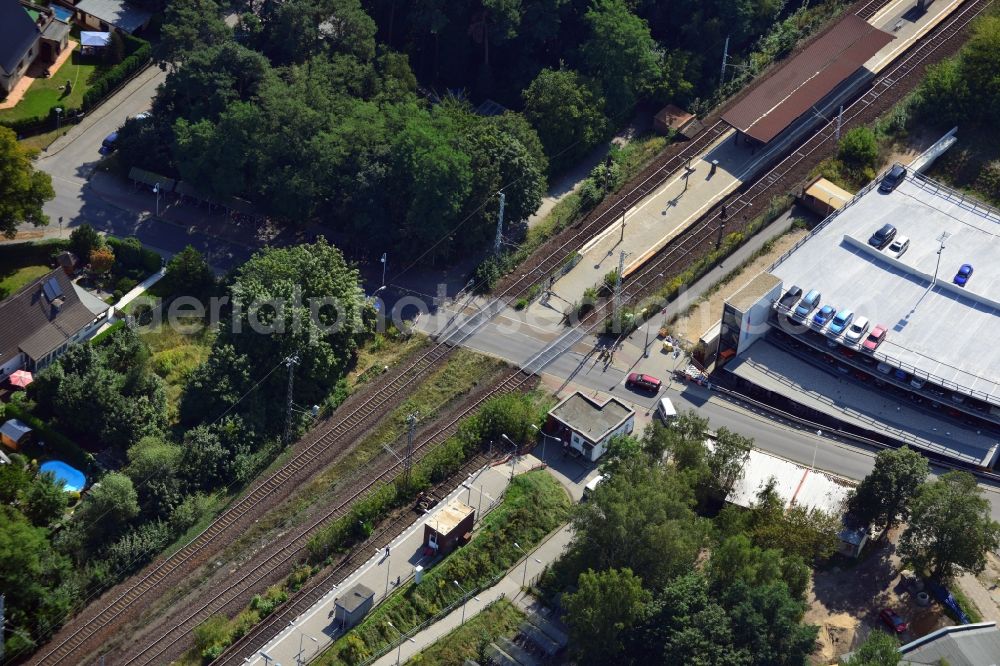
513 541 529 590
620 208 626 243
500 434 517 481
453 580 471 624
530 424 557 461
385 621 410 666
295 633 317 666
153 182 160 217
385 550 392 596
380 252 388 289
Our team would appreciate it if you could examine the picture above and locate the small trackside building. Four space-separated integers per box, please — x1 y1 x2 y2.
333 583 375 630
423 498 475 556
544 392 635 462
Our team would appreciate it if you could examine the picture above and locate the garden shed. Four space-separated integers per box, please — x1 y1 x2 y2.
1 419 32 450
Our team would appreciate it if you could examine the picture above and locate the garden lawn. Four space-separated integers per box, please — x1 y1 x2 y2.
315 470 570 665
0 46 104 123
408 599 525 666
0 264 50 299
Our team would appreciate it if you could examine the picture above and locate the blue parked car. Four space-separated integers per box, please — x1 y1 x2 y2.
953 263 974 286
828 309 853 336
812 304 837 328
793 289 821 320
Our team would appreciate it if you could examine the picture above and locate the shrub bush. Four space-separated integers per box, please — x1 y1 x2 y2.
115 277 138 294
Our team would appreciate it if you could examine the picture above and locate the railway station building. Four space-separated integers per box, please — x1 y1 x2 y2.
717 167 1000 469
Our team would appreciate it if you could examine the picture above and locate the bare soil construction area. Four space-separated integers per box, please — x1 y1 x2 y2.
805 528 951 664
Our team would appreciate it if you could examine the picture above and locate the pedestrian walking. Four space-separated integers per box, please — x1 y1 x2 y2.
385 546 390 558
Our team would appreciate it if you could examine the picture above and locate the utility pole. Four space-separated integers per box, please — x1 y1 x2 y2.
613 250 626 326
720 35 730 86
404 413 418 482
283 355 299 445
835 104 844 142
493 191 506 255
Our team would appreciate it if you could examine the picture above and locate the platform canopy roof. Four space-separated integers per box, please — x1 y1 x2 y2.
722 14 893 144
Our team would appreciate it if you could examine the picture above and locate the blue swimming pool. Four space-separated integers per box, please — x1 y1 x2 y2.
39 460 87 493
51 5 73 22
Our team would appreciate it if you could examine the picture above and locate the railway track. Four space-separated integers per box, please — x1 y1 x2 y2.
119 370 533 666
19 1 936 663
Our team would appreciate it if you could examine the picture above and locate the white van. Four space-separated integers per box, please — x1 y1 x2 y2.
582 474 606 500
657 398 677 425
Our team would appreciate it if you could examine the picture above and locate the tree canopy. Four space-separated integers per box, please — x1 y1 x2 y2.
898 471 1000 580
0 127 54 238
848 446 928 531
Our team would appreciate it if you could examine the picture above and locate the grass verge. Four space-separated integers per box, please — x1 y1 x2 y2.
314 470 570 665
408 598 525 666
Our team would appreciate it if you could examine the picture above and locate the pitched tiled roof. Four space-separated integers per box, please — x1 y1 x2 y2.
0 0 40 76
0 269 107 365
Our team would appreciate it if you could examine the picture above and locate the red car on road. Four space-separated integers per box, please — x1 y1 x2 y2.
880 608 907 634
863 324 887 352
626 373 661 392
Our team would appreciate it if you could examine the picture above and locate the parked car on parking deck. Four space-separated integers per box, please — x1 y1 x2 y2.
886 235 909 258
828 310 854 336
868 224 897 250
812 304 836 328
953 264 974 286
845 316 870 343
910 377 926 389
779 285 802 311
793 290 821 320
863 324 887 352
879 164 907 193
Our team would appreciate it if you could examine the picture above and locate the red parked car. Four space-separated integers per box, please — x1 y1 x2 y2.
880 608 907 634
625 373 661 392
863 324 887 352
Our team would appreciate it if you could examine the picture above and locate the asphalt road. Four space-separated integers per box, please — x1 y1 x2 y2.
423 293 1000 520
8 66 252 270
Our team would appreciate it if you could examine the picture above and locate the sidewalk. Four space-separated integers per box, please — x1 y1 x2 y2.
250 456 542 666
367 522 575 666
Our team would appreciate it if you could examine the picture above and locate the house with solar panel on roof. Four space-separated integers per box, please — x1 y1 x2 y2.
0 269 110 382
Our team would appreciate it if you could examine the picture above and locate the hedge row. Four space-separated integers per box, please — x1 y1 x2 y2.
106 236 162 275
82 41 152 110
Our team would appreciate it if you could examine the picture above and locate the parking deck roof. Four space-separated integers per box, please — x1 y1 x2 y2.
768 171 1000 406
